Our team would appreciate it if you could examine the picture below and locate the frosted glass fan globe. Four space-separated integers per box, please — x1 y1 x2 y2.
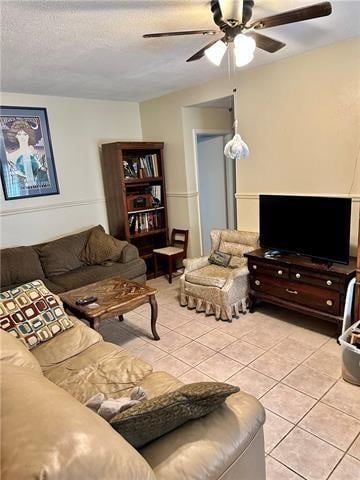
205 40 227 66
234 34 256 67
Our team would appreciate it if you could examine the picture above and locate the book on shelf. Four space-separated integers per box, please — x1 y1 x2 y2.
123 154 159 179
150 185 161 206
128 210 164 234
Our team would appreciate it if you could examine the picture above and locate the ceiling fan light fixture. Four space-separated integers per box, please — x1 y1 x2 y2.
204 40 227 66
234 34 256 67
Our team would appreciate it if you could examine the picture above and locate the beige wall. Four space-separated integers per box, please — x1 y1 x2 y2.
0 92 142 247
141 101 233 256
141 37 360 257
181 107 232 256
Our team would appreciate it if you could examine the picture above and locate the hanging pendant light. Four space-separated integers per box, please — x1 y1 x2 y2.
224 102 250 161
224 133 250 160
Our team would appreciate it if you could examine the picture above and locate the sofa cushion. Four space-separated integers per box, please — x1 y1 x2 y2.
37 225 104 277
0 329 42 374
32 317 102 370
0 280 73 350
138 371 183 399
0 246 45 290
111 382 239 448
48 259 146 292
1 363 156 480
80 228 128 265
185 265 232 288
43 341 153 404
39 241 84 276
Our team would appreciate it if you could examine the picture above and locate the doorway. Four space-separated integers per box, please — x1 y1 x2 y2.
195 131 237 254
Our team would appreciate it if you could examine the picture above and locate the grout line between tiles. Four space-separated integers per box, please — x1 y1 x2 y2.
267 454 307 480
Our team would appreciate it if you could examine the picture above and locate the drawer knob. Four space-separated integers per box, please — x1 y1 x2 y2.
278 270 283 276
255 280 261 286
295 273 301 279
286 288 298 295
326 280 332 286
326 300 333 306
252 265 257 270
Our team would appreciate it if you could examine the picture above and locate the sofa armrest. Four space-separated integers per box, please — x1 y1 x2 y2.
140 391 265 480
222 266 249 292
183 256 209 273
118 244 139 264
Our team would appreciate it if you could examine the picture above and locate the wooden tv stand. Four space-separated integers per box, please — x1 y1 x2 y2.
244 249 356 334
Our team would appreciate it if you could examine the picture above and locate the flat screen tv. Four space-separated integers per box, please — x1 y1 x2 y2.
259 195 352 264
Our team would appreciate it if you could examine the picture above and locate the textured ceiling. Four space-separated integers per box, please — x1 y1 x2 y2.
1 0 359 101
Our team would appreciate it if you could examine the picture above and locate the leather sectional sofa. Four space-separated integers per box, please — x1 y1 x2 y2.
0 225 146 293
1 315 266 479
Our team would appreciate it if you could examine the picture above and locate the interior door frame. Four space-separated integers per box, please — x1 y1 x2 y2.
193 128 232 255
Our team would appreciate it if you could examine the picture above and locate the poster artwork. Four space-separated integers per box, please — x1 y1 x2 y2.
0 106 59 200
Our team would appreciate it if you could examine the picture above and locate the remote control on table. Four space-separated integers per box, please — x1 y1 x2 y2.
76 296 97 306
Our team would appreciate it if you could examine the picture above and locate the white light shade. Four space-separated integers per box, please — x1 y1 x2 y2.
205 40 227 66
234 34 256 67
224 134 250 160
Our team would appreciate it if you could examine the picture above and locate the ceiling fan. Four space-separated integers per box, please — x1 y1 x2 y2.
143 1 332 67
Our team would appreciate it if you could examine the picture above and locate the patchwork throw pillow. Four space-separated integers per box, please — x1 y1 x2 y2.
209 250 231 268
0 280 73 350
111 381 239 448
80 228 128 265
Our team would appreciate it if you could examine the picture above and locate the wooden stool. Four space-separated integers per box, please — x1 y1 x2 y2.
153 229 189 284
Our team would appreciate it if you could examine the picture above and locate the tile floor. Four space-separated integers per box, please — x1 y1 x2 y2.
98 276 360 480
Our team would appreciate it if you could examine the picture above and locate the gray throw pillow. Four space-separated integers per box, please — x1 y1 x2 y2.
110 382 239 448
209 250 231 268
80 229 128 265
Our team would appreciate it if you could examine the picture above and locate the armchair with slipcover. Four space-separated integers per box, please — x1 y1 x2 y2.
180 229 259 321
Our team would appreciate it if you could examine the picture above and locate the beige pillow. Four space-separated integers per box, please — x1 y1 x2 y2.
219 240 255 257
111 382 239 448
228 256 247 269
80 229 128 265
0 280 73 350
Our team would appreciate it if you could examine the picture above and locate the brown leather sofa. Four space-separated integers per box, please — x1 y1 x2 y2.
0 225 146 293
1 316 266 480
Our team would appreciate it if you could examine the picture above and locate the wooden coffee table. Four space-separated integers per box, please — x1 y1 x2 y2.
60 276 159 340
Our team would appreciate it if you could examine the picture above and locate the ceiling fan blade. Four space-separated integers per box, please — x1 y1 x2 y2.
250 1 332 30
143 30 217 38
186 38 225 62
246 31 285 53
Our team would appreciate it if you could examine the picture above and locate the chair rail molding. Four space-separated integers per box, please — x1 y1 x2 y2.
167 191 199 198
0 198 106 217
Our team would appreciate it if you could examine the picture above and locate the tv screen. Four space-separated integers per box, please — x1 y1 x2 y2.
259 195 352 264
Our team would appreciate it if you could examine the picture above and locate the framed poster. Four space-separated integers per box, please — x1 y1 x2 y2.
0 106 59 200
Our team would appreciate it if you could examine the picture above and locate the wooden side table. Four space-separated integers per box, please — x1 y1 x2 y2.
60 276 159 340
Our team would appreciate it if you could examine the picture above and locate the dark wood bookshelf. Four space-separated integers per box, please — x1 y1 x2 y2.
101 141 168 278
125 177 164 185
130 228 168 239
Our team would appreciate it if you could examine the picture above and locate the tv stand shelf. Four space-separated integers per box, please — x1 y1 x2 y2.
244 248 356 334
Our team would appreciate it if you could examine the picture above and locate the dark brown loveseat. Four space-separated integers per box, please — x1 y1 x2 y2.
0 226 146 293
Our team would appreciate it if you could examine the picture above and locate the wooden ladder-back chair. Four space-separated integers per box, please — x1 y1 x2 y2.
153 229 189 283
